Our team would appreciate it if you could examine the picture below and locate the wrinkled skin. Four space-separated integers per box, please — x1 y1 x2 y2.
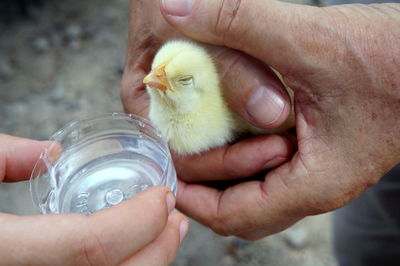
121 0 400 240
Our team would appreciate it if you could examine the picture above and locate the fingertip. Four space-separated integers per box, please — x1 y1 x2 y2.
169 211 189 243
81 186 178 265
160 0 195 17
178 216 189 243
163 212 189 256
211 49 293 130
245 85 291 129
148 186 176 215
144 186 174 209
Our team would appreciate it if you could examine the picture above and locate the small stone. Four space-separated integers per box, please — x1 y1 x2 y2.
32 37 50 53
283 226 310 249
65 23 83 40
50 80 65 102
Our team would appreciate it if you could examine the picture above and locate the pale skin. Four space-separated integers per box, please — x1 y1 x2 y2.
122 0 400 240
0 134 188 265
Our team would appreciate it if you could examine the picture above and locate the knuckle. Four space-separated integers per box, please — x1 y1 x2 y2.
209 214 234 237
221 51 244 80
214 0 243 43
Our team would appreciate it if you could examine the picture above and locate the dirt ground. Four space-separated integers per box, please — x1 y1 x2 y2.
0 0 337 265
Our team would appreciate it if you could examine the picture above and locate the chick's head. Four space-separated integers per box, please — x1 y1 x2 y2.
144 41 219 113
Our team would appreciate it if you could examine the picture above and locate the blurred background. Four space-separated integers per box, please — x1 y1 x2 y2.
0 0 338 265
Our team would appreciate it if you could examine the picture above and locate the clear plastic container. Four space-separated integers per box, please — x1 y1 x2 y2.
30 113 177 215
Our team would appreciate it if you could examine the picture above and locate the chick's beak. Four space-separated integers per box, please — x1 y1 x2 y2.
143 64 169 92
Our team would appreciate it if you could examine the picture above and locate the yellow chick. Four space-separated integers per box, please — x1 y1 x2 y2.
143 40 293 155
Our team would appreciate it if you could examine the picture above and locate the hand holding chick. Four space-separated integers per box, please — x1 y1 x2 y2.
144 40 294 155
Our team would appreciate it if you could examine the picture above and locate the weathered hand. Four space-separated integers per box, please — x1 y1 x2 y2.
0 134 188 265
157 0 400 239
121 0 293 128
121 0 295 196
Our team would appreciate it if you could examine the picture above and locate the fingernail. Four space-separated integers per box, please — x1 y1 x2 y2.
161 0 195 17
246 86 285 127
179 219 189 242
166 192 176 213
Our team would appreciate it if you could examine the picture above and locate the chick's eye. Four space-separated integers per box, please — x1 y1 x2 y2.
175 76 194 88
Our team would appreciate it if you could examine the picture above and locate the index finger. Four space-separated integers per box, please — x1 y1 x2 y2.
174 134 293 182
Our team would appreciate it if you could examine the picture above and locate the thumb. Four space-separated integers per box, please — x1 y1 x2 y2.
159 0 320 71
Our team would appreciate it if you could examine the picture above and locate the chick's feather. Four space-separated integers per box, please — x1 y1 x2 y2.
144 40 292 155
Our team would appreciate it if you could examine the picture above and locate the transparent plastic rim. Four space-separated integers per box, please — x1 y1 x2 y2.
29 113 175 213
